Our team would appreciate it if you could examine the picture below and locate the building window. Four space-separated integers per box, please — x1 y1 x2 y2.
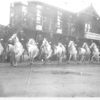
22 6 27 16
85 23 91 32
36 5 42 31
56 11 62 34
11 3 14 8
10 13 14 17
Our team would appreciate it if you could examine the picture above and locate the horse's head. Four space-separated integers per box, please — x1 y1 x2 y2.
90 42 99 53
42 38 49 47
9 34 19 44
83 42 88 49
68 41 75 48
90 42 95 49
42 38 47 44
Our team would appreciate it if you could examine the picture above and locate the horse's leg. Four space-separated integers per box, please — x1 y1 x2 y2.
0 55 2 63
32 57 34 64
31 51 34 64
88 54 91 62
83 55 85 62
96 55 99 63
87 54 89 62
31 53 34 64
21 52 24 62
10 52 14 66
68 54 72 62
32 52 37 64
84 54 86 62
12 53 16 67
29 52 32 65
14 55 19 67
43 55 46 64
14 60 17 67
78 54 81 63
61 56 63 63
59 54 62 64
31 52 34 64
98 55 100 63
94 54 98 63
41 52 44 63
56 54 60 64
39 51 42 61
87 54 90 63
59 57 62 64
42 52 46 64
80 55 83 63
19 55 22 63
81 55 85 63
91 55 94 62
97 56 99 63
74 54 77 63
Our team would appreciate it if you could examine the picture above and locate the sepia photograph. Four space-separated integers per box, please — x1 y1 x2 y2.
0 0 100 98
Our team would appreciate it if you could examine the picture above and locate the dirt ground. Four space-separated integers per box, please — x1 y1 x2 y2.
0 62 100 97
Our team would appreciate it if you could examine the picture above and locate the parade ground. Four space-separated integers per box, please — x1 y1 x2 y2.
0 62 100 97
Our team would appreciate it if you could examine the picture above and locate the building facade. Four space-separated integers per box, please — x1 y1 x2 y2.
9 1 100 43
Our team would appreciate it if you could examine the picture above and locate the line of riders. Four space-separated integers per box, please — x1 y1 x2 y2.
0 33 100 67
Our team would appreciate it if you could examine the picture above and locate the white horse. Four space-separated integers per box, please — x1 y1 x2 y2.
41 38 53 61
90 42 100 62
68 40 77 61
27 38 39 64
54 42 66 62
8 34 25 66
82 42 91 61
78 47 86 62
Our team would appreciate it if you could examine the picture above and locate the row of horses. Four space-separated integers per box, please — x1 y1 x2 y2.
0 33 100 66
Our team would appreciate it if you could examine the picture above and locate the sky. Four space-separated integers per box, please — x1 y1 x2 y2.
0 0 100 26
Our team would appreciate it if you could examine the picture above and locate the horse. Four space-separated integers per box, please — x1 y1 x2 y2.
82 42 91 62
53 42 66 63
40 38 53 62
90 42 100 62
78 47 86 62
27 38 39 64
68 40 78 62
8 34 25 66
